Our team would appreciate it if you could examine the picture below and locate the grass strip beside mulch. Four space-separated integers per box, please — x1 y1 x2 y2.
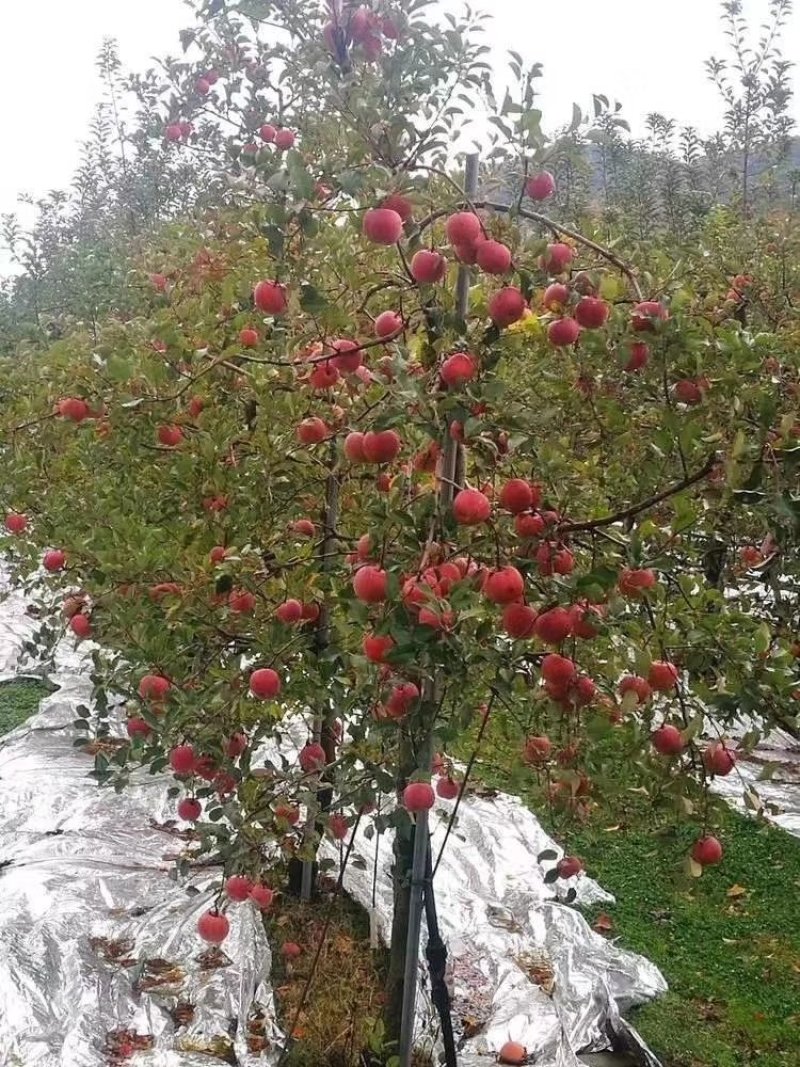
0 677 49 736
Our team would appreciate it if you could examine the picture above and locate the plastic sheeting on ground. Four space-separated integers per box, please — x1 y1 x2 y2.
0 573 669 1066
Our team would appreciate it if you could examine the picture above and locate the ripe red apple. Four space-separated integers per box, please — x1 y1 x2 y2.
58 397 90 422
702 742 736 776
575 297 609 329
618 567 656 597
229 589 257 614
275 803 300 825
362 207 403 245
652 725 685 756
542 242 573 274
158 424 184 447
344 431 367 462
297 417 329 445
445 211 482 245
239 327 259 347
498 1040 527 1065
290 519 316 537
69 613 91 639
276 599 303 624
328 337 362 373
440 351 477 387
195 77 211 95
198 910 229 944
259 123 276 142
308 362 340 390
499 479 534 514
328 812 350 840
619 675 651 704
362 429 401 463
548 317 580 347
515 512 545 538
210 546 227 565
411 249 447 284
534 607 573 645
177 797 201 821
43 549 67 573
282 941 302 960
503 602 537 638
225 875 253 902
542 653 577 688
542 283 570 311
249 883 274 909
194 755 217 782
254 280 287 315
364 633 394 662
381 193 413 220
436 776 459 800
648 661 679 692
226 732 248 758
570 602 602 639
188 396 204 418
375 310 402 338
139 674 171 702
631 301 668 331
624 341 650 372
692 835 723 866
523 735 552 764
249 668 282 699
299 742 327 773
488 287 526 327
525 170 555 201
165 123 183 142
274 128 296 150
453 241 480 264
453 488 491 525
674 378 704 405
403 782 435 812
484 566 525 604
5 512 28 534
353 565 388 603
556 855 583 879
476 240 512 275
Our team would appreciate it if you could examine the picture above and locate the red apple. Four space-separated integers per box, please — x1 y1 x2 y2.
445 212 482 245
362 429 401 463
328 812 350 840
276 599 303 624
381 193 413 220
484 566 525 604
344 431 367 462
375 310 402 338
259 124 276 142
299 742 326 772
158 424 184 447
631 301 668 331
453 488 491 525
297 417 329 444
652 725 685 756
5 512 28 534
353 565 388 603
165 123 182 142
43 548 66 573
542 242 573 274
624 341 650 372
226 732 248 758
440 351 477 387
254 280 288 315
489 286 526 328
249 668 282 699
249 883 274 909
239 327 259 347
499 479 534 514
411 249 447 284
177 797 201 821
619 675 651 704
436 776 459 800
498 1040 528 1065
139 674 171 702
282 941 302 959
523 735 552 764
476 240 512 275
575 297 609 329
556 855 583 879
548 317 580 347
674 378 704 405
503 602 537 638
225 875 253 902
364 633 394 662
403 782 435 812
542 283 570 311
542 653 577 688
702 742 736 776
198 910 229 944
329 337 362 373
308 362 340 390
229 589 257 614
290 519 316 537
525 170 555 201
69 613 92 639
618 567 657 597
692 835 723 866
274 128 296 150
363 207 403 245
515 512 545 538
648 661 679 692
209 546 227 565
534 607 573 645
58 397 90 422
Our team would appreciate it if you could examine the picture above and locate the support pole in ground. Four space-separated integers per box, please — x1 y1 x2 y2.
397 150 479 1067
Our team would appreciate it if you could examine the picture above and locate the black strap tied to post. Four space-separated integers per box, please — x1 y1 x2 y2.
423 841 458 1067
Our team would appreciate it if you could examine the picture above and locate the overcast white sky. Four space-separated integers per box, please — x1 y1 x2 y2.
1 0 798 220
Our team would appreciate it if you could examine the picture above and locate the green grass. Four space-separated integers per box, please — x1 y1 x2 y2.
0 677 49 736
472 724 800 1067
